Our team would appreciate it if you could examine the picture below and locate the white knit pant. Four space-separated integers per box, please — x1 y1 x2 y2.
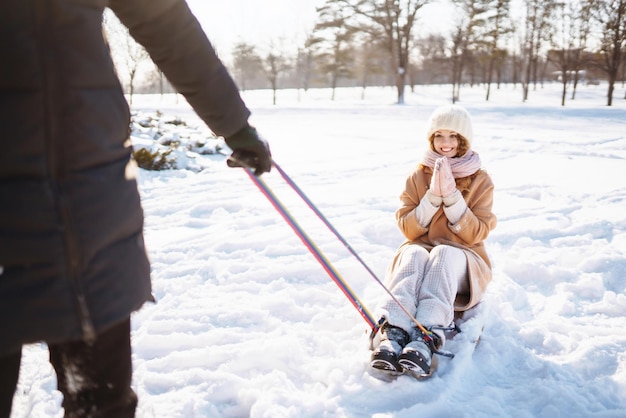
376 244 469 338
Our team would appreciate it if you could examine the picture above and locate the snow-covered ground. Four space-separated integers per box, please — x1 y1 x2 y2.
11 83 626 417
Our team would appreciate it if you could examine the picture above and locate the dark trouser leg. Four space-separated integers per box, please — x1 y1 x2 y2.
0 349 22 418
48 318 137 418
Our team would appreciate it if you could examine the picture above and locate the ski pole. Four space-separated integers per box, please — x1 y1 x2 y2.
269 161 438 344
233 160 378 331
272 162 381 284
229 156 443 352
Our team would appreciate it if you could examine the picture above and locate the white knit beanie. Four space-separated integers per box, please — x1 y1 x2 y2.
426 104 473 145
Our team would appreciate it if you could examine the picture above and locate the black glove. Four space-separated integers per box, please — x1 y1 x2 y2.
224 124 272 176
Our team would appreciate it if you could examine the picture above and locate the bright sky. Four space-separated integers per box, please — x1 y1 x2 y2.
185 0 459 62
185 0 326 59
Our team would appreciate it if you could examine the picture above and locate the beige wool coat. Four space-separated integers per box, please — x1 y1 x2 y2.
391 164 497 311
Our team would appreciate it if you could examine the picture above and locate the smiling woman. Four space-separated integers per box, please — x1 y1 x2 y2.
433 131 461 158
426 105 473 159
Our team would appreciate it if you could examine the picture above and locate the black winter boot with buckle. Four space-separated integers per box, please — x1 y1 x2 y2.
370 323 410 374
398 328 442 379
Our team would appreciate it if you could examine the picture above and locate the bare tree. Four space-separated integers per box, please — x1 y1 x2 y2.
623 51 626 98
295 33 321 95
102 10 151 105
260 41 291 105
354 36 388 98
509 28 525 88
493 48 509 87
569 0 594 99
315 2 357 99
622 49 626 95
549 0 593 106
157 69 165 97
484 0 513 101
591 0 626 106
521 0 559 101
231 42 262 92
450 24 466 102
415 34 449 83
319 0 429 104
449 0 491 103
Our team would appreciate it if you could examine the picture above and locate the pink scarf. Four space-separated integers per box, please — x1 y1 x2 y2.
421 149 482 178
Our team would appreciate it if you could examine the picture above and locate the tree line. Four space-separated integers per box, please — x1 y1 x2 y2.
105 0 626 106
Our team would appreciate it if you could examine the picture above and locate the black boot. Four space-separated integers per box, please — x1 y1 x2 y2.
370 323 410 374
398 328 442 378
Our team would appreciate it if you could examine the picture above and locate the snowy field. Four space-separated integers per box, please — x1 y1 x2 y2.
10 82 626 417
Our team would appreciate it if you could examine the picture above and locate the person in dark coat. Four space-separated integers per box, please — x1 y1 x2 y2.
0 0 272 416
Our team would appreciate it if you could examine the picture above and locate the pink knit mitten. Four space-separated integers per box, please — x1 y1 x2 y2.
429 159 443 197
438 157 457 198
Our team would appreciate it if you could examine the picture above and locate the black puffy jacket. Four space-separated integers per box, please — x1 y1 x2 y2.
0 0 250 355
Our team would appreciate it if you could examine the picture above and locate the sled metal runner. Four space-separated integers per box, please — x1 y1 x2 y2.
232 157 447 354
